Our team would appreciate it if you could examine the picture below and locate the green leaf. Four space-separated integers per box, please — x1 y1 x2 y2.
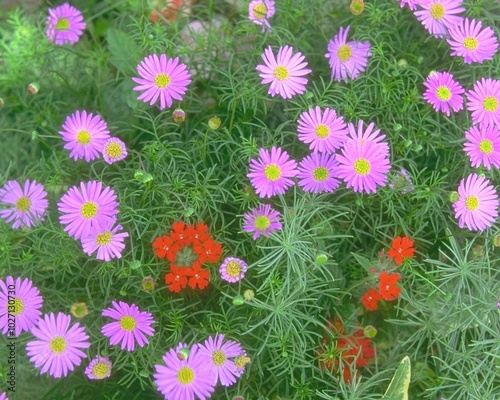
106 28 141 76
382 356 411 400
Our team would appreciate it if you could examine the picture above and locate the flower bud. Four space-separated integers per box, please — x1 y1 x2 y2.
243 289 254 301
70 302 89 318
177 347 190 360
232 294 245 306
141 277 155 292
363 325 377 338
350 0 364 15
31 131 39 141
449 191 459 203
27 82 40 95
315 254 328 265
208 116 221 130
172 108 186 124
397 59 408 69
493 236 500 247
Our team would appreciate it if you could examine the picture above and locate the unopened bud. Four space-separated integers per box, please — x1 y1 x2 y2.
177 347 190 360
31 131 39 141
363 325 377 338
27 82 40 96
208 116 221 130
315 254 328 265
350 0 364 15
172 108 186 124
70 302 89 318
141 277 155 292
232 294 245 306
243 289 254 301
493 236 500 247
397 59 408 69
449 191 459 203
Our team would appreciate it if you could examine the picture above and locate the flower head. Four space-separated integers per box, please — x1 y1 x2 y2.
243 204 282 240
464 125 500 169
378 271 401 301
256 46 312 99
387 236 415 266
102 137 128 164
297 106 348 153
185 264 210 290
423 71 465 116
26 312 90 378
0 276 43 337
361 289 381 311
325 26 372 82
154 342 215 400
165 266 189 293
0 179 48 229
447 18 499 64
466 78 500 129
45 2 86 45
247 146 298 198
81 222 129 261
414 0 465 38
85 356 112 380
132 54 192 110
345 120 390 156
248 0 275 31
453 173 499 231
58 181 119 240
297 152 341 193
219 257 248 283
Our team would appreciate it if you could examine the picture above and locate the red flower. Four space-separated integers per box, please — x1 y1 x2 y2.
185 222 210 242
378 271 401 301
361 289 381 311
170 221 189 244
185 264 210 290
153 235 174 258
165 266 188 293
387 236 415 266
194 238 223 263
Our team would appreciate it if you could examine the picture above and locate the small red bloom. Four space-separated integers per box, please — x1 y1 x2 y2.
361 289 381 311
170 221 189 244
378 271 401 301
387 236 415 266
194 238 223 263
153 235 174 258
185 222 210 242
185 264 210 290
165 266 188 293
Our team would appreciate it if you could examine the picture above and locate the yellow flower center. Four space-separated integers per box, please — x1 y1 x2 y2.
9 298 24 316
479 139 493 154
313 167 329 182
15 196 31 212
264 164 281 181
77 130 91 145
463 37 478 50
253 3 267 19
81 201 98 219
50 337 67 354
212 350 226 366
92 361 111 379
119 316 136 331
353 158 370 175
96 231 113 246
226 261 242 278
436 86 451 101
337 45 352 62
177 366 195 385
465 195 479 211
483 96 498 112
155 73 171 88
56 18 70 31
315 124 330 139
430 3 445 20
105 142 123 159
254 215 270 231
273 66 289 81
235 355 251 369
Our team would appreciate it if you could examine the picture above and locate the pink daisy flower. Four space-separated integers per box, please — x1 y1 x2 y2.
345 120 390 156
297 106 348 153
198 333 245 387
325 26 372 82
397 0 419 10
463 125 500 169
243 204 282 240
154 342 215 400
45 2 86 45
256 45 312 99
0 276 43 337
59 110 111 162
447 18 499 64
453 173 499 231
297 152 341 193
248 0 275 31
414 0 465 38
57 181 119 240
26 312 90 378
247 146 298 198
219 257 248 283
101 301 155 352
102 137 127 164
81 222 129 261
336 142 391 194
466 78 500 129
423 71 465 116
85 356 112 380
132 54 192 110
0 179 48 229
0 392 8 400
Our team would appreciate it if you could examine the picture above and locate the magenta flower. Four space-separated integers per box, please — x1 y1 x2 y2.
243 204 282 240
58 181 119 240
466 78 500 129
463 125 500 169
423 71 465 116
414 0 465 38
102 137 128 164
0 392 8 400
247 146 298 198
297 152 341 193
345 120 390 157
397 0 419 10
297 106 348 153
132 54 192 110
248 0 275 31
154 342 215 400
81 223 129 261
26 312 90 378
256 45 312 99
453 173 499 231
101 301 155 352
0 276 43 337
59 110 111 162
219 257 248 283
198 333 245 387
85 356 112 380
325 26 372 82
447 18 499 64
336 142 391 194
0 179 48 229
45 2 86 45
